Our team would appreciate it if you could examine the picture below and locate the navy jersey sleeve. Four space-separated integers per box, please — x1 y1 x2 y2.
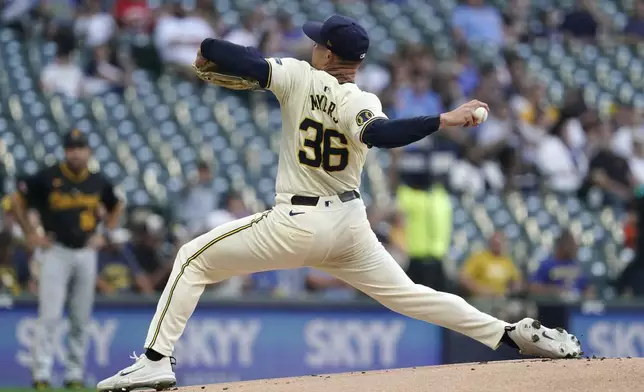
361 116 442 149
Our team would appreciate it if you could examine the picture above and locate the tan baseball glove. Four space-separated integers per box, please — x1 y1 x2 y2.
192 51 261 91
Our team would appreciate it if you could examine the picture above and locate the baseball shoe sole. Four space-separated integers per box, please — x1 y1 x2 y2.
507 318 583 359
97 353 176 392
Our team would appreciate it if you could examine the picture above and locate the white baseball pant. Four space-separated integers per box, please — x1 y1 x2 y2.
144 193 508 354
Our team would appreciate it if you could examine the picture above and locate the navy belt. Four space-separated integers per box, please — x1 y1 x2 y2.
290 190 360 206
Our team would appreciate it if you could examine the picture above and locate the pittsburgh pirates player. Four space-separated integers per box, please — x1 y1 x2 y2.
10 130 122 389
98 15 582 391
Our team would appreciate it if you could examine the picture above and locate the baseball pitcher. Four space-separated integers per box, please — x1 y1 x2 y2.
10 130 123 389
98 15 582 391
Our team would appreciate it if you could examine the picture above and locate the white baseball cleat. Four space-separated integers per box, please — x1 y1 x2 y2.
97 353 176 392
507 318 583 359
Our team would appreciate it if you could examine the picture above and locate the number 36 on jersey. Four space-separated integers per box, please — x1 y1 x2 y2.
297 118 349 172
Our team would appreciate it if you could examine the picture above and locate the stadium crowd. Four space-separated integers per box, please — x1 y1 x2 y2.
1 0 643 303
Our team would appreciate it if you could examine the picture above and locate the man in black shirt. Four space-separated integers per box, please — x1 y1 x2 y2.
580 121 633 207
9 130 123 390
128 213 172 291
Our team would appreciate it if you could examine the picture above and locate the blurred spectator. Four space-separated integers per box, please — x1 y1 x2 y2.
154 1 215 78
83 43 131 95
529 230 593 299
195 0 223 35
472 100 513 157
469 101 520 190
248 268 308 298
203 191 249 233
454 45 480 98
433 70 468 112
551 89 589 151
258 26 281 57
398 176 452 292
0 230 21 296
274 12 310 58
177 161 217 236
531 8 563 39
472 64 504 105
612 105 643 159
451 0 504 46
624 0 644 40
0 140 6 199
501 0 530 44
630 133 644 185
306 269 356 300
97 229 154 295
224 9 264 47
624 210 638 250
502 54 522 91
248 268 354 299
393 72 443 119
201 192 249 297
127 214 172 291
113 0 154 33
615 186 644 296
460 232 522 297
379 62 411 111
2 0 37 25
40 28 84 98
580 121 632 206
560 6 597 39
536 116 588 194
386 209 409 268
74 0 116 48
559 0 610 41
409 45 435 75
510 80 558 128
368 205 408 269
2 0 52 37
355 62 392 96
0 205 32 294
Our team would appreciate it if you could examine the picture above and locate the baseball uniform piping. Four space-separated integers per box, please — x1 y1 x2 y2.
265 59 273 89
358 116 386 144
147 210 272 349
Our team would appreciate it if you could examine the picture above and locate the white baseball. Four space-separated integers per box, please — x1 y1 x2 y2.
473 107 488 124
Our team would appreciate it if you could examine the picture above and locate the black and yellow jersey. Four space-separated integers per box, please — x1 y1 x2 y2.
17 163 120 248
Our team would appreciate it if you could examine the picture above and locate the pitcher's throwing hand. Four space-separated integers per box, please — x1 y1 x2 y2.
440 100 490 128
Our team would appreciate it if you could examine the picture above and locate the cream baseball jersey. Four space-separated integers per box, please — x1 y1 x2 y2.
265 57 387 196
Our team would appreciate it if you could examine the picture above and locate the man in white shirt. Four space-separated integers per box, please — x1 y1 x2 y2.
40 35 84 98
536 121 588 193
223 9 263 47
154 2 215 76
630 132 644 185
74 0 116 48
612 104 644 158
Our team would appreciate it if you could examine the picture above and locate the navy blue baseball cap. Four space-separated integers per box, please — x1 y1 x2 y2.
303 15 369 62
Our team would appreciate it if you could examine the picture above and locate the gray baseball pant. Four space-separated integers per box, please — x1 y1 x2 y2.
32 244 98 382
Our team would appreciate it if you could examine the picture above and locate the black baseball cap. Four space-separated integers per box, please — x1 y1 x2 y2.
303 15 369 62
63 129 89 149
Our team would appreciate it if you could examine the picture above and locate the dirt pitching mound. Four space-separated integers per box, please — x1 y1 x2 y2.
177 358 643 392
